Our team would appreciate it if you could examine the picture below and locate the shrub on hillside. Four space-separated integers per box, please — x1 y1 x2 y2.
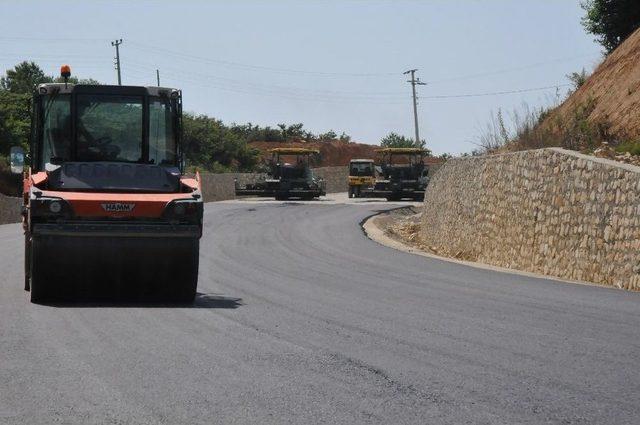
477 99 615 154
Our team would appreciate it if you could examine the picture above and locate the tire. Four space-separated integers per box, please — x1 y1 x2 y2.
348 187 354 198
163 237 200 304
275 194 289 201
29 239 49 303
24 233 31 291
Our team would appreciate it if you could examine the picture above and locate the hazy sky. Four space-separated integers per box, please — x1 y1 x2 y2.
2 0 602 154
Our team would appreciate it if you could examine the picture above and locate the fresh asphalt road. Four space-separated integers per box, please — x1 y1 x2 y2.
1 195 640 424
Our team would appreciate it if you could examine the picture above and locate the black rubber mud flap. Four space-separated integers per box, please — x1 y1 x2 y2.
29 235 199 304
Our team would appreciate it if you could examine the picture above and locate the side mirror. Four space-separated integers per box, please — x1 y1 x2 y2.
10 146 25 175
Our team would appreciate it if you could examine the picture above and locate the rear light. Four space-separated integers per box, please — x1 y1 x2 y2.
174 203 186 216
163 199 202 223
30 197 73 219
49 201 62 214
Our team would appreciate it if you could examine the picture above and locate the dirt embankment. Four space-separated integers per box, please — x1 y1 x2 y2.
538 28 640 143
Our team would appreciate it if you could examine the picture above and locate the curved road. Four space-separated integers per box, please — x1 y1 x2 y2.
1 197 640 424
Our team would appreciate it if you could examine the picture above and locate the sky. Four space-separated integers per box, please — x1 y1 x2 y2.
2 0 603 154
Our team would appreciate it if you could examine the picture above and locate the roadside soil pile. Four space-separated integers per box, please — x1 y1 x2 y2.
382 207 479 261
377 207 441 255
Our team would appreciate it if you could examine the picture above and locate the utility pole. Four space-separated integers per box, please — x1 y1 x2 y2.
111 39 123 85
156 69 160 87
403 69 426 145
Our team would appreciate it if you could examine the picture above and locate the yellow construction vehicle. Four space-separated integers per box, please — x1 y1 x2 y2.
347 159 375 198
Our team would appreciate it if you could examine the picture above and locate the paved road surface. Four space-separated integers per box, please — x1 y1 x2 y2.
1 197 639 424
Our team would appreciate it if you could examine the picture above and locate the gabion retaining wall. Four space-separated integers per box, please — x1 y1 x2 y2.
421 148 640 290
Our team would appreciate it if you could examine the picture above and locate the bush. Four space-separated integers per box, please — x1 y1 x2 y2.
476 98 616 154
615 140 640 155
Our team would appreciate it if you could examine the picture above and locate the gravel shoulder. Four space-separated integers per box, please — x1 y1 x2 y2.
363 206 604 289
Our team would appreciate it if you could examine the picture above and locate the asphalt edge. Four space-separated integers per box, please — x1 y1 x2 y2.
361 208 619 292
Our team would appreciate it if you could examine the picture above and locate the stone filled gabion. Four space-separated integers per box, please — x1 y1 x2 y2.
421 148 640 290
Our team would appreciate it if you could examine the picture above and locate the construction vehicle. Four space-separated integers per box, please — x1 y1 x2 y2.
347 159 375 198
235 148 325 200
10 65 203 303
360 148 430 201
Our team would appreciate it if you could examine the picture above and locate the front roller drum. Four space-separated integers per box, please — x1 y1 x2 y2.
29 235 199 304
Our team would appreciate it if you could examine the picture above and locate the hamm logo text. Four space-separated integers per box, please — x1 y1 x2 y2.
101 203 135 213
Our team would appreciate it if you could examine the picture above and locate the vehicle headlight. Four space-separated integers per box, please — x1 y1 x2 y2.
49 201 62 213
174 203 186 215
30 197 72 218
163 199 203 223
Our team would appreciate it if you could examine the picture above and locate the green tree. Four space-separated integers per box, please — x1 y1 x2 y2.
182 113 259 172
0 91 31 155
338 132 351 143
318 130 337 141
53 76 101 85
380 132 427 149
581 0 640 52
1 61 53 94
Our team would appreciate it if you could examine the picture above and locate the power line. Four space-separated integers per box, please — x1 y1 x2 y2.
0 36 110 42
0 35 600 85
124 60 409 100
0 53 106 59
124 60 572 103
426 54 600 84
160 67 567 105
127 41 399 78
421 84 571 99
